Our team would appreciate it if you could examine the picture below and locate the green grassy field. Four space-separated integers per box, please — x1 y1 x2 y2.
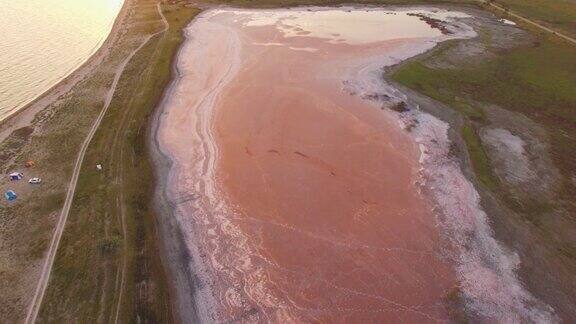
393 38 576 211
37 1 199 322
392 11 576 317
491 0 576 38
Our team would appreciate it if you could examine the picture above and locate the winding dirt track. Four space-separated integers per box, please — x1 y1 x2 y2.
24 3 168 324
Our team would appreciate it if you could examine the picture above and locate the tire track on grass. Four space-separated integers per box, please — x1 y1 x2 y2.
112 3 169 323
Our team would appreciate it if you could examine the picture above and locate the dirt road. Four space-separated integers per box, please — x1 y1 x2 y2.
112 4 169 323
484 1 576 45
24 3 168 324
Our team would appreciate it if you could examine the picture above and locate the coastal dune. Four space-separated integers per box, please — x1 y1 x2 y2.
154 7 556 322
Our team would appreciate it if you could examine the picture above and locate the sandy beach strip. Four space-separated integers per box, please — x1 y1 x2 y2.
0 0 130 143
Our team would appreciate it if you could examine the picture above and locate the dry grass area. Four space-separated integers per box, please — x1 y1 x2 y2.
0 0 198 322
392 8 576 319
36 1 199 323
489 0 576 38
0 17 123 324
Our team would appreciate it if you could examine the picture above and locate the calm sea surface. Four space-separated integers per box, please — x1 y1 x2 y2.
0 0 124 121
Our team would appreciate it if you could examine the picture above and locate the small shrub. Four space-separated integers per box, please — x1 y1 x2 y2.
98 236 121 254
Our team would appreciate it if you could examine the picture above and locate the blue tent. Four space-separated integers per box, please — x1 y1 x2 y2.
5 190 17 201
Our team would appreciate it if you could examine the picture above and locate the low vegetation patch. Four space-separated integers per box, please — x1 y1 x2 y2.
37 1 199 322
392 12 576 318
393 38 576 205
489 0 576 38
460 124 498 190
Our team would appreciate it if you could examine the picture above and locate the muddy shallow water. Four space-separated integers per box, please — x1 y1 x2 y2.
155 7 556 323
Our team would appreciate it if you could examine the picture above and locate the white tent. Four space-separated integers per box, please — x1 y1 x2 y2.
9 172 23 180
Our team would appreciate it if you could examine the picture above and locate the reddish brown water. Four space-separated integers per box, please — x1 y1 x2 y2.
157 8 461 322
